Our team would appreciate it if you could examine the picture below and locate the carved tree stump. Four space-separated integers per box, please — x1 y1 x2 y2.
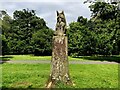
46 36 72 88
46 11 73 88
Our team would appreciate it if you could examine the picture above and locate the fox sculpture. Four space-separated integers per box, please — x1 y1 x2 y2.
54 11 67 36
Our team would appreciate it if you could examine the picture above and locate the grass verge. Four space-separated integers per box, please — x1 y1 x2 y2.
1 63 118 88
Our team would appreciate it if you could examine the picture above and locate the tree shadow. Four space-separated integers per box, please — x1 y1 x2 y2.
75 55 120 63
0 56 13 64
1 87 46 90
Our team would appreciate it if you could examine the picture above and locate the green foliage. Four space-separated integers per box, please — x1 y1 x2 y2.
9 9 48 54
68 2 120 56
1 35 9 55
77 16 87 25
1 10 12 55
31 28 53 55
1 2 120 56
2 9 53 55
89 2 117 20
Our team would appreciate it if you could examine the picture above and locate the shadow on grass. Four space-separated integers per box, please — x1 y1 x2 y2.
75 55 120 63
0 56 13 64
1 87 46 90
2 87 119 90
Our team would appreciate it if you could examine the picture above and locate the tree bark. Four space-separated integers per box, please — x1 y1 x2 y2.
46 36 72 88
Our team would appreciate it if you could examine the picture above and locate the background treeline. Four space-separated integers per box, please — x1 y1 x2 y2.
1 2 120 56
68 2 120 56
1 9 53 55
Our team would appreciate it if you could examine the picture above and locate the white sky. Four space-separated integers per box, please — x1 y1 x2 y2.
0 0 91 29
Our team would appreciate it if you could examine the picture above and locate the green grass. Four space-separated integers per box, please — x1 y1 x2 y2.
1 55 87 61
1 55 51 61
1 55 120 62
1 63 118 88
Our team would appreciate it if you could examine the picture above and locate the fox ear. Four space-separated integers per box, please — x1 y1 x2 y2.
61 11 64 14
56 11 59 15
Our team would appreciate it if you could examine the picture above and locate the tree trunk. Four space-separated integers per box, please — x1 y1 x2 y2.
46 36 72 88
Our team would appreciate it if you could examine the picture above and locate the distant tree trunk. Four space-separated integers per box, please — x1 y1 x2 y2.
46 36 72 88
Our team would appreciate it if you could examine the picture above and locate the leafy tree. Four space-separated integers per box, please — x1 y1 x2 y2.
89 2 118 21
89 2 120 55
67 22 83 56
31 28 53 56
67 20 96 56
1 9 54 55
8 9 49 54
1 35 9 55
0 10 12 55
68 2 120 56
77 16 87 25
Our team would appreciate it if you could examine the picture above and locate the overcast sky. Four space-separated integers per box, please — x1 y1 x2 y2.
0 0 91 29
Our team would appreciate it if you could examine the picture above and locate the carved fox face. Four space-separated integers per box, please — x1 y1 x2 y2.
55 11 67 35
57 11 66 24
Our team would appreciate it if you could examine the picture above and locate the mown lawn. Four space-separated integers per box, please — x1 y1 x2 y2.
1 63 118 89
1 55 120 62
1 55 51 61
1 55 88 61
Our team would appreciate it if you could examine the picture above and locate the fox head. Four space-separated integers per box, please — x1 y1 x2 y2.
56 11 66 24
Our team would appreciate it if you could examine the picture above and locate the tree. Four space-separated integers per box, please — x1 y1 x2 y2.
1 35 9 55
8 9 49 54
77 16 87 25
89 2 118 21
0 10 12 55
67 20 97 56
67 1 120 56
31 28 53 56
89 2 120 55
1 9 54 55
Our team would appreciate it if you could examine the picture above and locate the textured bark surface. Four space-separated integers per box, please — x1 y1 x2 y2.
46 36 72 88
46 11 72 88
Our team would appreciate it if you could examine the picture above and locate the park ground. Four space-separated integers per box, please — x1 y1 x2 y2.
0 55 119 89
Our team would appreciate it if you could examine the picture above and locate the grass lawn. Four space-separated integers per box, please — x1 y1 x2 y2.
1 55 120 62
1 55 88 61
1 63 118 89
1 55 51 61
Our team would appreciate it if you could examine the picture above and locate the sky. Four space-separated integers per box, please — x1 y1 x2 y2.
0 0 91 29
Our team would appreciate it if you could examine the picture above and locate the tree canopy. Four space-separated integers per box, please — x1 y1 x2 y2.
1 2 120 56
1 9 53 55
67 2 120 56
